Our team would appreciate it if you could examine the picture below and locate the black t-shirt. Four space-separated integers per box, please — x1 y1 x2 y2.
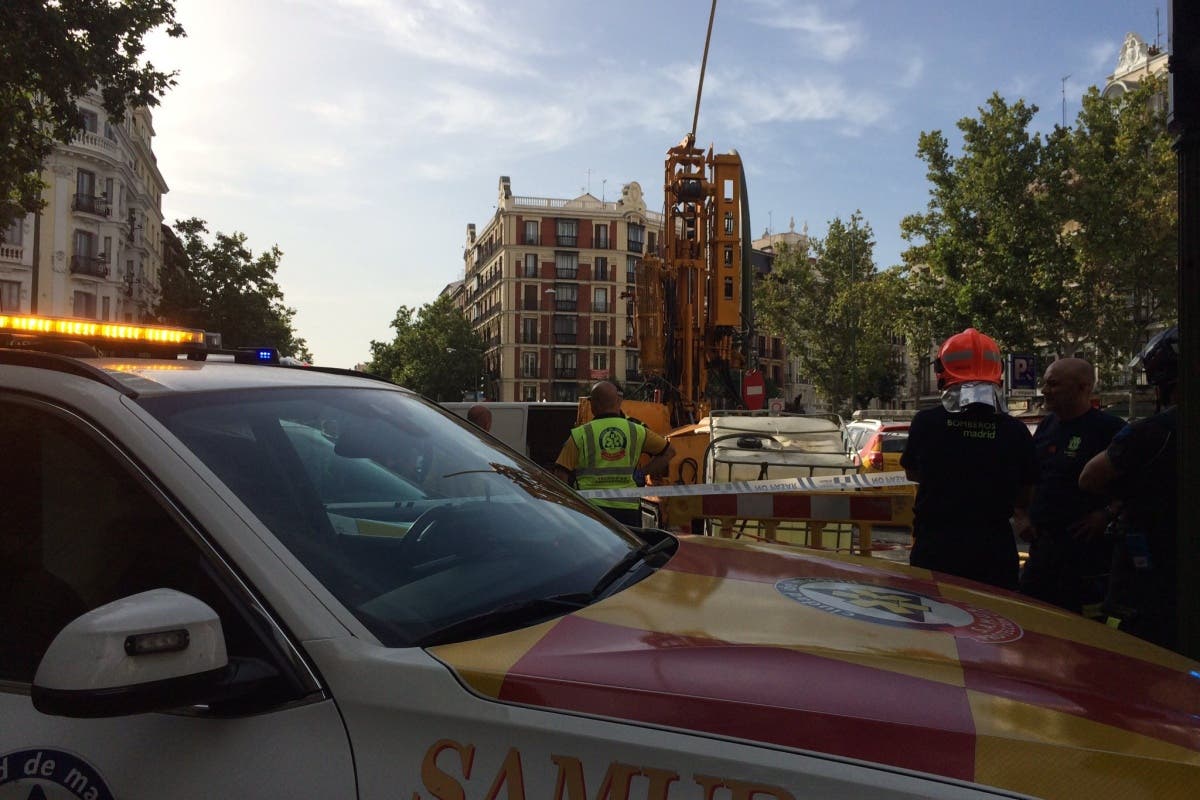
1107 407 1177 571
901 404 1037 531
1028 408 1125 532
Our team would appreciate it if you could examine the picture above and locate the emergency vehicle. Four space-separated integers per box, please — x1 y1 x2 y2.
1 314 1197 799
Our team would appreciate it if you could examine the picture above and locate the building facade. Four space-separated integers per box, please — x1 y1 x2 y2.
0 91 168 322
461 177 662 402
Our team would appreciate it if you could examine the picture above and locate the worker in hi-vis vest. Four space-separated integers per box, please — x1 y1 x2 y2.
554 381 674 527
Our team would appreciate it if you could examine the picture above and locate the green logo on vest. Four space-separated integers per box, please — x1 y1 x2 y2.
598 426 628 461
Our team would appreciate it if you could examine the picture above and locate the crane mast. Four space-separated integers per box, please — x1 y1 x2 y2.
637 135 750 425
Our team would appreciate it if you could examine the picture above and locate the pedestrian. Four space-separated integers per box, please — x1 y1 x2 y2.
1079 326 1179 650
900 328 1037 590
1016 358 1124 614
553 381 674 527
466 404 491 433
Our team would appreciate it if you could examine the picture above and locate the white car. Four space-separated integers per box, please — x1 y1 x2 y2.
2 320 1198 800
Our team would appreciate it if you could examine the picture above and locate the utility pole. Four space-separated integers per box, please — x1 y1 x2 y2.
1061 74 1071 127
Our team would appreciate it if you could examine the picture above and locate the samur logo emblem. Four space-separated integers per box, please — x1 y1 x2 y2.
775 578 1023 643
598 426 628 461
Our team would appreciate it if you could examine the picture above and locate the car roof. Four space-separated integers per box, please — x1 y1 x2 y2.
85 357 406 397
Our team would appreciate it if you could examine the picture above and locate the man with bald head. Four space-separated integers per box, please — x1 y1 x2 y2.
1016 357 1124 613
554 381 674 527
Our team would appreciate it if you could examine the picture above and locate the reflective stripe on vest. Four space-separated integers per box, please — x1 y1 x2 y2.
571 417 644 510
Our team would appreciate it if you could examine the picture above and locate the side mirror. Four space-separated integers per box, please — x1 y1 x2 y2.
33 589 229 718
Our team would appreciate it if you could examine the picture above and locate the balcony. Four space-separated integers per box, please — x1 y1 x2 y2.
72 193 111 217
554 367 578 379
554 268 578 280
625 370 642 383
520 332 538 344
594 234 610 250
70 254 109 278
627 240 643 254
591 301 614 314
486 335 501 348
555 235 577 248
71 130 119 157
521 366 540 379
0 243 23 263
555 299 577 312
554 333 577 345
594 264 610 281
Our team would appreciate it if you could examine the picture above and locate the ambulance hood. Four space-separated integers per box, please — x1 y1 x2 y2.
432 536 1200 797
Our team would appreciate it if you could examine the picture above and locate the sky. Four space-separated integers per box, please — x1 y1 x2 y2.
143 0 1166 368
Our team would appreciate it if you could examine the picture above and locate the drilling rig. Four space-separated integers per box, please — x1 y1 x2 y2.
629 0 755 428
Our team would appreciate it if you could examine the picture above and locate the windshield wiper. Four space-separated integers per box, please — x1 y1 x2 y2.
587 536 675 600
414 593 592 648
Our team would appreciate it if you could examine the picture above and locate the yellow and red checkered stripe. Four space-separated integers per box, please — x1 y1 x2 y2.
432 537 1200 799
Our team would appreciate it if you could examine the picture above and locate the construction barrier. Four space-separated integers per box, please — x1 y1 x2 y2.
577 472 915 558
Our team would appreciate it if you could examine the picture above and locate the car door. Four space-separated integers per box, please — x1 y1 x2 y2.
0 394 355 799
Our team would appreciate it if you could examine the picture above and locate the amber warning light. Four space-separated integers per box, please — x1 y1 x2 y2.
0 313 205 346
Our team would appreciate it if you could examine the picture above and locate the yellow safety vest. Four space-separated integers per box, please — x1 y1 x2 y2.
571 417 645 511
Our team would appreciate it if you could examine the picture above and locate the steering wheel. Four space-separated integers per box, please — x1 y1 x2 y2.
399 503 454 551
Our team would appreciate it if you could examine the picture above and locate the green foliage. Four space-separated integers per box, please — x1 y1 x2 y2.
156 218 311 361
755 212 905 415
900 81 1176 384
0 0 184 230
367 295 485 401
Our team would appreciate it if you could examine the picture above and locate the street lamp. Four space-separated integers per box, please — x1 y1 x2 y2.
544 288 557 401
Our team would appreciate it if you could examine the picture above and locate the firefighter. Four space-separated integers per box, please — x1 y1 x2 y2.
553 381 674 527
900 328 1038 590
1080 326 1179 650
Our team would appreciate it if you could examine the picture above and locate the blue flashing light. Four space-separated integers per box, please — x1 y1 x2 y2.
256 349 274 362
1190 670 1200 680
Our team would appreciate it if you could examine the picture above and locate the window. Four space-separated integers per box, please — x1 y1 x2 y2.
594 224 609 249
594 256 609 281
79 108 98 133
592 320 608 347
524 253 538 277
626 256 638 283
553 350 577 374
556 218 578 247
104 177 114 201
74 169 99 214
522 384 538 402
555 251 578 280
73 230 96 259
553 315 577 343
0 397 318 698
648 231 657 254
627 223 644 253
553 283 577 311
522 317 538 344
724 212 735 235
523 284 539 311
102 236 113 263
0 280 20 312
592 287 609 313
724 246 734 266
724 277 734 299
521 351 539 378
524 220 539 245
102 295 111 321
72 291 97 318
103 120 116 141
592 352 608 372
4 217 22 246
626 351 641 380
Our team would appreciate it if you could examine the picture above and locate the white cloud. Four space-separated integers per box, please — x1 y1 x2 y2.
748 2 861 62
324 0 540 76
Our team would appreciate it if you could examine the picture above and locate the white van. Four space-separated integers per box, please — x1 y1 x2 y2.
441 401 579 469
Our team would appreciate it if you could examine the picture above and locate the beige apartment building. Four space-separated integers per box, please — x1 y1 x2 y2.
460 177 663 402
1 91 167 322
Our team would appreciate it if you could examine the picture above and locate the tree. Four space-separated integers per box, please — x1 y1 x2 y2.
755 212 905 416
899 94 1073 354
1054 75 1176 384
899 84 1176 380
156 218 311 361
1 1 185 230
367 295 485 401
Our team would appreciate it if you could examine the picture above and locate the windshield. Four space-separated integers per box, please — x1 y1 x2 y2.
139 386 647 646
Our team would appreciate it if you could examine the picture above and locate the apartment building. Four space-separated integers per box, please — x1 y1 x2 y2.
0 91 167 322
461 177 662 402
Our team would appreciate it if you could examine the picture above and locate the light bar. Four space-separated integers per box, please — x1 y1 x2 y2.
0 313 205 346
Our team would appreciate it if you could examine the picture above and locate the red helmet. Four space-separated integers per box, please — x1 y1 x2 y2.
935 328 1003 389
